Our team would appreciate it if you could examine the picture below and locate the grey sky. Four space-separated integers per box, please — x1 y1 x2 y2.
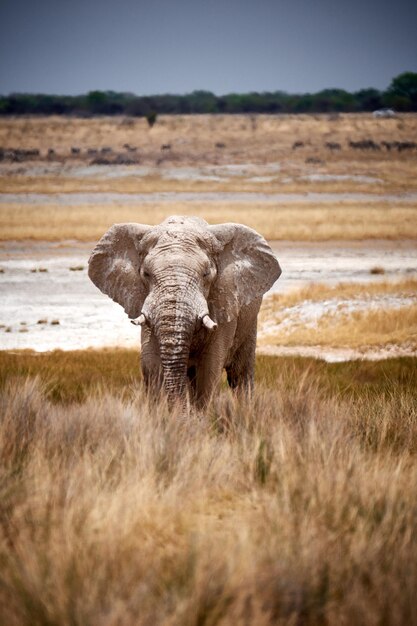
0 0 416 96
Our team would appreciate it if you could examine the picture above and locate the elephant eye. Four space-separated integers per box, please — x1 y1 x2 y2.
203 264 216 279
142 269 151 279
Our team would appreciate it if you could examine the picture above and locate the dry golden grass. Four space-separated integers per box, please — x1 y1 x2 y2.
0 172 400 195
1 114 417 168
1 114 417 241
261 305 417 349
2 349 415 403
0 352 417 625
2 201 417 241
264 278 417 309
259 279 417 350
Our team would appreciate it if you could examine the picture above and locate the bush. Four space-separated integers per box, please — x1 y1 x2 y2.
146 111 158 127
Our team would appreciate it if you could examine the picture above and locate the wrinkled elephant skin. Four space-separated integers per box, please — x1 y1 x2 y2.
88 216 281 408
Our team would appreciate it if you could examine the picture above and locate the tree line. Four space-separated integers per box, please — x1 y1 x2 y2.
0 72 416 117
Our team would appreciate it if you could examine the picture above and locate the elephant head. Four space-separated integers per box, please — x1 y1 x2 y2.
88 216 281 404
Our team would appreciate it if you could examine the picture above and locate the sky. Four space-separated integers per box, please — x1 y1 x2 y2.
0 0 416 96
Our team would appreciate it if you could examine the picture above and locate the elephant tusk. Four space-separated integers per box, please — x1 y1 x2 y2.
202 314 217 331
131 313 146 326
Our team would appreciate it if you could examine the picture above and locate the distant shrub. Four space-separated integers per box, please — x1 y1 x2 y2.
146 111 157 128
370 266 385 275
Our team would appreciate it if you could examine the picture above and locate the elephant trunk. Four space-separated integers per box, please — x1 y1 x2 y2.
152 291 198 407
158 321 192 403
143 265 215 407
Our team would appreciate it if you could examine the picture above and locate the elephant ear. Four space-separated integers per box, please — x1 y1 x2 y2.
208 223 281 323
88 223 151 319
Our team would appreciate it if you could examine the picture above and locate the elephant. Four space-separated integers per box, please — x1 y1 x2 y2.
88 216 281 409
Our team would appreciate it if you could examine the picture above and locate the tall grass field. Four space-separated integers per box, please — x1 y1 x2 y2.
0 350 416 625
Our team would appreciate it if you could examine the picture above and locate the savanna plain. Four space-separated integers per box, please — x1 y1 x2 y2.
1 114 417 625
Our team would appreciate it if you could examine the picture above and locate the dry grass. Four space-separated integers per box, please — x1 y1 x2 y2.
1 201 417 241
1 114 417 241
261 304 417 349
259 279 417 350
1 113 417 167
0 348 140 403
1 349 415 403
264 278 417 309
0 173 399 195
0 351 417 625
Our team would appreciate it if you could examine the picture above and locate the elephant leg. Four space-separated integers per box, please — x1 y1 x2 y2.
195 358 224 409
226 331 257 395
194 325 236 409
